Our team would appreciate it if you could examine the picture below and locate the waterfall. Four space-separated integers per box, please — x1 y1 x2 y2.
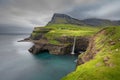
71 37 76 55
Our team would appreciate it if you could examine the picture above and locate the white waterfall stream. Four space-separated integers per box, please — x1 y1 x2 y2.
71 37 76 55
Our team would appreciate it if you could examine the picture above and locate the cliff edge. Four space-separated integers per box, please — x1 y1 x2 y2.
62 27 120 80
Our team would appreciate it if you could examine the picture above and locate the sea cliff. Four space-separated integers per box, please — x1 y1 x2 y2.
62 27 120 80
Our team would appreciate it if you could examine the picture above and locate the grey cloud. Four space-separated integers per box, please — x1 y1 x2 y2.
67 0 120 20
0 0 120 33
0 0 75 32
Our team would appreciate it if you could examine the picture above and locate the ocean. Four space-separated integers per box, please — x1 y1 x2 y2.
0 35 77 80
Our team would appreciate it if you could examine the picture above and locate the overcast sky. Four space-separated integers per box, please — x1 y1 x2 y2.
0 0 120 33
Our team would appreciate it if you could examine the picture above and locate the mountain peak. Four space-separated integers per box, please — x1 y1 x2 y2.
52 13 71 19
47 13 84 26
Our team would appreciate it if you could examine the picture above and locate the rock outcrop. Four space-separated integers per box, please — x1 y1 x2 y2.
29 36 89 55
62 26 120 80
77 28 106 65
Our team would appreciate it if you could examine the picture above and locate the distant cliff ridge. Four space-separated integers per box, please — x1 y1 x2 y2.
47 13 120 26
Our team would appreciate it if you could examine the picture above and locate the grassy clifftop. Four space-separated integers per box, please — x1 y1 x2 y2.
45 24 100 37
62 26 120 80
31 24 100 44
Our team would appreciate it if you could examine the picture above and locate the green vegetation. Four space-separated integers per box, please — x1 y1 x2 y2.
31 24 100 45
62 26 120 80
31 33 39 39
48 39 60 45
42 24 100 44
30 13 120 79
51 17 68 24
31 23 120 80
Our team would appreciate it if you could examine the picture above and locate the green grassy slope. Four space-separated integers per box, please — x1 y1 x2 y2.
45 24 100 37
62 26 120 80
31 24 100 44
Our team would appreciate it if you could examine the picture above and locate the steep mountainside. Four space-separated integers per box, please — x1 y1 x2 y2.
62 27 120 80
47 13 120 26
47 13 84 26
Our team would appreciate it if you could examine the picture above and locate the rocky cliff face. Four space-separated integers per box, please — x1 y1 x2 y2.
77 28 106 65
29 36 89 55
62 27 120 80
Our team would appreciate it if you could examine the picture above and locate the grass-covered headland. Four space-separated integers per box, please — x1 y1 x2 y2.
30 23 120 80
62 26 120 80
31 24 100 45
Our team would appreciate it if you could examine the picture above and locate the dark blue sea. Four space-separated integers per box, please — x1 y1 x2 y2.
0 35 77 80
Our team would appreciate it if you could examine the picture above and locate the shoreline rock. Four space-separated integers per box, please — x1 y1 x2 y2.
28 36 90 55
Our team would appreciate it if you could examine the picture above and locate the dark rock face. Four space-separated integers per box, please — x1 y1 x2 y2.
29 43 72 55
56 36 90 55
77 29 106 65
29 36 90 55
47 13 120 26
